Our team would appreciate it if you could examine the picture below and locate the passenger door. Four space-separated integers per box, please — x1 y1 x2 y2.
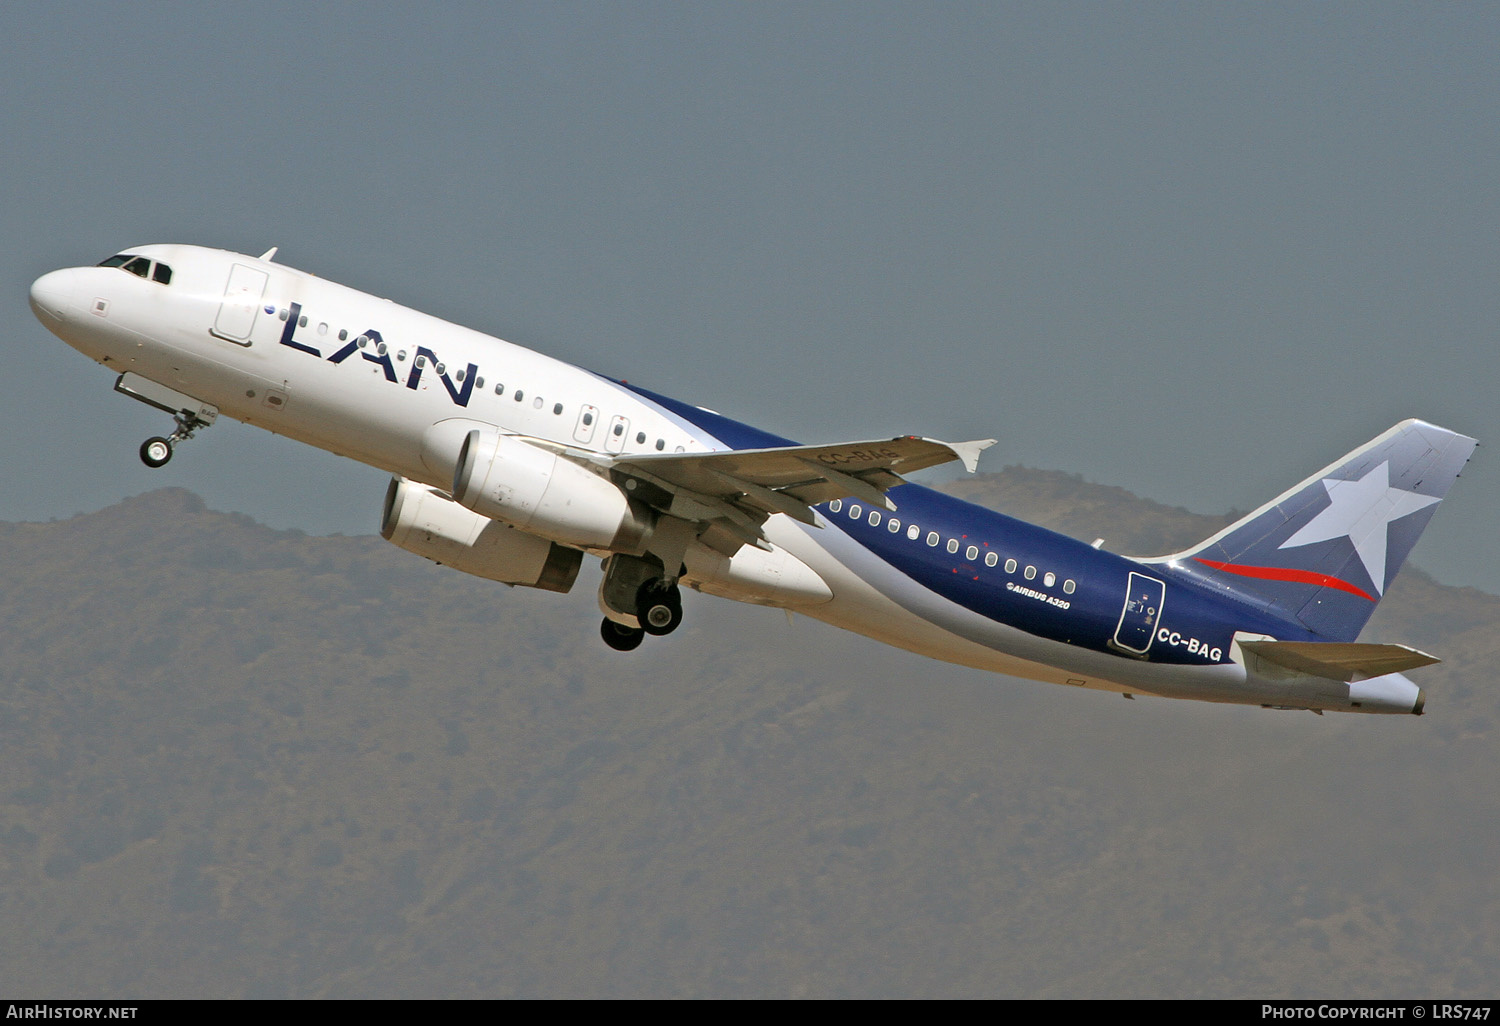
1112 572 1164 655
210 264 268 345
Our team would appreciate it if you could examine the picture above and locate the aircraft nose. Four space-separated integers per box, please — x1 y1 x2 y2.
29 269 75 323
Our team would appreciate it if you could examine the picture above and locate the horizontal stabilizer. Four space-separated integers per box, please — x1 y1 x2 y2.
1239 640 1440 682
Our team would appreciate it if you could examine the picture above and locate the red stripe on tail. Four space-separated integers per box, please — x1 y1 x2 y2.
1192 558 1376 601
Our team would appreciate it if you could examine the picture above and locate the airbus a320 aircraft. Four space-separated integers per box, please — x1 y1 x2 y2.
29 245 1477 715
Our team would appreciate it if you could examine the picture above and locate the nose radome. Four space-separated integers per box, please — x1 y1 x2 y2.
28 269 74 322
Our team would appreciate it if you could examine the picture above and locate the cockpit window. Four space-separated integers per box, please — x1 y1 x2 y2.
97 253 172 285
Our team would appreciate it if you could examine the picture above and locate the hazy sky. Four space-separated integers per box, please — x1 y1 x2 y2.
5 3 1496 591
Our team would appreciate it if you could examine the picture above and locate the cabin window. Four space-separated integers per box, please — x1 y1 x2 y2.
829 499 843 513
848 505 862 519
946 538 959 554
414 355 426 368
636 431 646 444
907 524 920 540
655 438 665 450
515 390 524 401
376 343 387 356
868 511 881 526
533 397 543 409
926 532 939 547
612 422 624 436
887 518 901 533
298 314 308 328
317 322 328 335
1024 566 1036 580
1043 572 1056 587
338 329 348 341
985 551 998 567
1063 579 1075 594
966 546 979 561
1005 558 1017 573
435 363 446 375
555 403 565 415
494 383 505 395
582 412 594 426
279 308 289 321
455 368 465 382
475 377 484 389
356 335 367 347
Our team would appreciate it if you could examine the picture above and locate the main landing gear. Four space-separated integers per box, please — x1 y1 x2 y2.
138 410 211 468
600 618 645 652
635 578 683 636
597 554 685 653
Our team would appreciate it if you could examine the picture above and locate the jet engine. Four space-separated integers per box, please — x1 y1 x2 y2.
451 429 652 553
381 476 582 593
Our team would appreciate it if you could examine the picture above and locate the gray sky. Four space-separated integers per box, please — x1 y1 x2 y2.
5 3 1496 591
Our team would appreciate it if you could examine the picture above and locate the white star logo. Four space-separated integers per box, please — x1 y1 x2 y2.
1278 461 1440 595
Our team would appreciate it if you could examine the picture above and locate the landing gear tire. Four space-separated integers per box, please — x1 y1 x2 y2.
636 581 683 637
600 617 645 652
140 437 174 468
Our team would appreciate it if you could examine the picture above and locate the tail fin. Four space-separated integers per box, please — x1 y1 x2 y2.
1145 420 1476 641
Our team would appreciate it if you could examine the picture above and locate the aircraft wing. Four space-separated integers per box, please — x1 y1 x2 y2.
601 435 996 554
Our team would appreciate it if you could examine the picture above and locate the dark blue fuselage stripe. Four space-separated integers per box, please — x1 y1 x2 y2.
611 380 1313 660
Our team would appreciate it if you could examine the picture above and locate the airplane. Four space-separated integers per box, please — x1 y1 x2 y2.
27 244 1478 716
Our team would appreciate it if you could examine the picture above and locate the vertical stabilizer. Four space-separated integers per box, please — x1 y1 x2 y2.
1145 420 1476 641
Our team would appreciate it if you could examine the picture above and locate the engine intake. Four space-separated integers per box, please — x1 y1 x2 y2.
381 477 581 593
452 429 651 552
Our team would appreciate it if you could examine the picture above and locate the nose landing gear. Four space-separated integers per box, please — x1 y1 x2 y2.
112 373 219 470
138 410 212 468
140 437 173 468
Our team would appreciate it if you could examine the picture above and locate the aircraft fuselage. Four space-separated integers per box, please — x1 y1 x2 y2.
30 244 1469 715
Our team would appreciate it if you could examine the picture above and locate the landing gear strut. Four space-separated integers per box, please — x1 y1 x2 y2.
138 410 211 469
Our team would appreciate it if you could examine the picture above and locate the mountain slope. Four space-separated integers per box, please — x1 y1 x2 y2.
0 477 1493 997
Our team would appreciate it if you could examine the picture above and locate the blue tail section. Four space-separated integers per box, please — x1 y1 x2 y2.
1144 420 1477 642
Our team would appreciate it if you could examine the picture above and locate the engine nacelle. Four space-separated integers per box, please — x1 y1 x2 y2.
381 477 582 593
452 429 651 552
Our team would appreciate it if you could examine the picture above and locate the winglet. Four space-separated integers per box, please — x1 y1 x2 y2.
947 438 997 474
258 247 279 262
